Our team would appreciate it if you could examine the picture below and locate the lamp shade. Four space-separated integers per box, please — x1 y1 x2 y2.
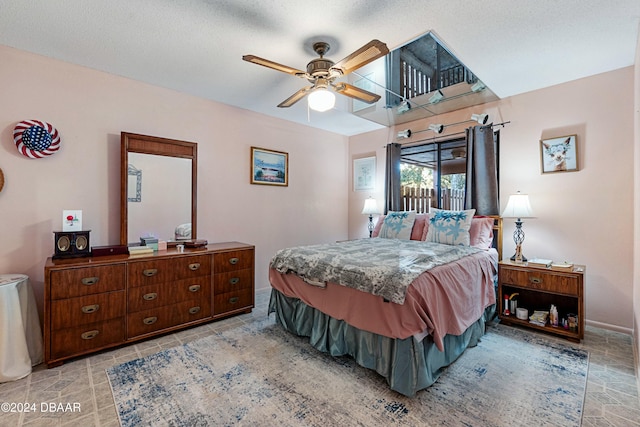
308 88 335 112
361 197 379 215
501 192 534 218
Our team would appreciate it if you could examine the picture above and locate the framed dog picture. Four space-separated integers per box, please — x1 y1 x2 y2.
540 135 578 174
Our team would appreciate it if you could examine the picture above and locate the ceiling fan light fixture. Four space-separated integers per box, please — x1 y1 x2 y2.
308 88 335 112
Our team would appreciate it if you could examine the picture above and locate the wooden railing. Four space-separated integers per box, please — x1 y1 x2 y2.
401 186 465 213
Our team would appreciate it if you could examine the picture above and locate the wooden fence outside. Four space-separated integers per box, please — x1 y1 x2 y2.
401 186 465 213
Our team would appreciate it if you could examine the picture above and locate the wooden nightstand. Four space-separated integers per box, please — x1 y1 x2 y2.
498 260 585 342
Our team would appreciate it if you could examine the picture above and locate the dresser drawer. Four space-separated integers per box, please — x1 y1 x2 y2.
51 291 125 330
50 264 126 299
214 249 253 273
128 254 211 287
50 318 125 360
214 269 253 294
213 288 253 315
127 298 212 338
128 277 211 312
500 267 579 296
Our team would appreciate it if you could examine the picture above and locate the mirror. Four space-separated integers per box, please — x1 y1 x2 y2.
120 132 197 245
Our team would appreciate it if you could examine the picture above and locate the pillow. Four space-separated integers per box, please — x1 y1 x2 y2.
372 213 426 240
470 216 495 250
378 211 417 240
426 208 475 246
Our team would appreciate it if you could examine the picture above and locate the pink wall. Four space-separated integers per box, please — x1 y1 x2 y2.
349 67 636 332
633 29 640 376
0 45 349 312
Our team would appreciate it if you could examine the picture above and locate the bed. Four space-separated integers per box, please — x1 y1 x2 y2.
268 210 502 397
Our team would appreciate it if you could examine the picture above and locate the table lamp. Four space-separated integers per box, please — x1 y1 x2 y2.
361 197 379 238
501 191 535 262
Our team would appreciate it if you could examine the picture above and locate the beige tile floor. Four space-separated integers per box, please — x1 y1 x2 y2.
1 288 638 426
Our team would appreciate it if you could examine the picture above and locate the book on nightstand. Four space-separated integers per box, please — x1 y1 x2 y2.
551 262 574 271
527 258 552 268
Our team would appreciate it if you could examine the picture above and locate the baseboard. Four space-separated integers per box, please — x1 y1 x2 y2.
585 319 633 335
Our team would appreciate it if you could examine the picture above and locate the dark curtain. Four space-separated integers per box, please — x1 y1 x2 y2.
384 143 402 213
464 125 499 215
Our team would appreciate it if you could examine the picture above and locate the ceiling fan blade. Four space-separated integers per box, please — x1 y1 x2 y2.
242 55 306 76
278 86 313 108
333 83 380 104
331 40 389 75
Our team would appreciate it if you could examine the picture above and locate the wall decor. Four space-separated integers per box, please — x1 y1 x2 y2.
353 156 376 191
13 120 61 158
0 168 4 193
250 147 288 186
540 134 578 174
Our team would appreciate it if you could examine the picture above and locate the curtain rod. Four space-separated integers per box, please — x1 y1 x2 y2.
393 121 511 147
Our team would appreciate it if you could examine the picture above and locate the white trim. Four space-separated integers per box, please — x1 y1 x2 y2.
585 319 633 335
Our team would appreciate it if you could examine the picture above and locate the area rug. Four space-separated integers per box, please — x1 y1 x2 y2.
106 319 588 426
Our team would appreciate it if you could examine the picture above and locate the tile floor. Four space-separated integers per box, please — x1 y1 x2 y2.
1 288 638 426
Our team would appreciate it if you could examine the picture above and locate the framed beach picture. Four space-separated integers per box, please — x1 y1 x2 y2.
353 156 376 191
251 147 288 186
540 134 578 174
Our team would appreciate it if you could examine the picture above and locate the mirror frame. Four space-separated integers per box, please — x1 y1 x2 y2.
120 132 198 245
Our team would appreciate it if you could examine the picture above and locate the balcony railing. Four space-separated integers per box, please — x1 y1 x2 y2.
401 186 465 213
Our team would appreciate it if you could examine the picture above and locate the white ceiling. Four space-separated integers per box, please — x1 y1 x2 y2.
1 0 639 136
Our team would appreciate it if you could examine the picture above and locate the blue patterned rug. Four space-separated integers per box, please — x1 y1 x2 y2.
106 319 588 426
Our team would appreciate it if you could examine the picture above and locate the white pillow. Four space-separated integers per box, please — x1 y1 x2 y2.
378 211 416 240
426 209 476 246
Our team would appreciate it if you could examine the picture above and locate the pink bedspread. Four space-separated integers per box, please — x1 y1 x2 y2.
269 249 497 351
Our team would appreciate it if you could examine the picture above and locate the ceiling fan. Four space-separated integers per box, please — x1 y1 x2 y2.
243 39 389 111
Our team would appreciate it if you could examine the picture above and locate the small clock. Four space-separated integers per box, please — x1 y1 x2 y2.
53 230 91 259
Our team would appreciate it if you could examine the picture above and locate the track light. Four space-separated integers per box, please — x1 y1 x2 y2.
396 100 411 114
428 90 444 104
428 124 444 134
397 129 412 139
471 113 489 124
470 81 486 92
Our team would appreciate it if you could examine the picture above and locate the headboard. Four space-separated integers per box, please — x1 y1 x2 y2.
487 215 503 261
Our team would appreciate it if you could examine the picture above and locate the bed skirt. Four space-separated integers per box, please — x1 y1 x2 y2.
268 289 494 397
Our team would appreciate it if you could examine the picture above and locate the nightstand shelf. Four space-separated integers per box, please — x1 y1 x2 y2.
498 260 585 342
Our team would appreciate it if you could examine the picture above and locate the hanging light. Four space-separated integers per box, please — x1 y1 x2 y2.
308 88 335 112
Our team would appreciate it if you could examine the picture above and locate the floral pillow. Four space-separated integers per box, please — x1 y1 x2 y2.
378 211 417 240
426 208 476 246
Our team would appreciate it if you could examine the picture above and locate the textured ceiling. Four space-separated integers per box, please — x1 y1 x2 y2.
1 0 638 136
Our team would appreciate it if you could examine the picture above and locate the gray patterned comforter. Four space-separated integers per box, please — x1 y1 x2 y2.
270 238 481 304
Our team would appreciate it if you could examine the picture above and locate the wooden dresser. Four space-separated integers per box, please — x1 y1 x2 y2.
44 242 254 367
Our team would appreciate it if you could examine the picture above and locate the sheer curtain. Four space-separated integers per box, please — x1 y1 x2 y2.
464 125 499 215
384 143 402 213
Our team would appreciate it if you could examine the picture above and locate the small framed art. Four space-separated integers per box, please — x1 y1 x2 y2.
250 146 288 186
540 134 578 174
353 156 376 191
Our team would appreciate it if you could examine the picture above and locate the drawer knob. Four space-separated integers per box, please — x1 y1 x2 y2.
81 330 100 340
188 284 201 292
143 292 158 301
229 277 240 285
143 269 158 277
188 306 201 315
530 277 542 284
229 296 239 304
81 277 99 286
229 257 239 265
81 304 100 314
189 263 200 271
143 316 158 325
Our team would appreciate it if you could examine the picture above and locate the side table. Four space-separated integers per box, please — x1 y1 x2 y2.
0 274 44 382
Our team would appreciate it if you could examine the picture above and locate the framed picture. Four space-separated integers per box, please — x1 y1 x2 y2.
353 156 376 191
540 134 578 174
250 146 288 186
